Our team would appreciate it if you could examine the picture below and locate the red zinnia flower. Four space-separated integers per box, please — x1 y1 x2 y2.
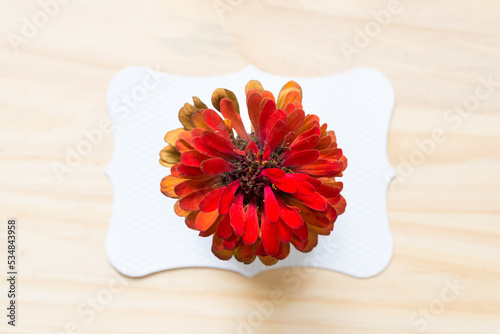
160 80 347 265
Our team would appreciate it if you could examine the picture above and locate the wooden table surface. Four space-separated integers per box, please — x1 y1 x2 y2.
1 1 499 333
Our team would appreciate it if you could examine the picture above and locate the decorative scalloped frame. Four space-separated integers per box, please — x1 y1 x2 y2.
105 65 396 278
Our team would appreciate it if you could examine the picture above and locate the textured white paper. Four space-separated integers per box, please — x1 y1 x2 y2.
105 65 396 278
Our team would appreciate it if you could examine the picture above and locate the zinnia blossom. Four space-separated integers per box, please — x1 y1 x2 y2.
160 80 347 265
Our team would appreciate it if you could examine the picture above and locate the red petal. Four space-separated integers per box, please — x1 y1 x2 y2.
293 191 328 211
170 163 181 178
242 199 259 245
262 145 271 160
287 135 320 153
273 175 298 193
291 159 343 176
201 131 238 157
315 135 332 150
190 128 205 138
177 164 204 178
259 99 276 142
216 215 233 239
340 155 348 172
264 185 279 223
284 101 302 115
291 235 308 252
291 173 322 188
265 120 287 152
179 187 216 211
245 141 259 156
195 210 219 232
319 148 343 159
247 92 263 136
178 131 193 145
277 197 304 229
287 174 315 195
284 197 330 228
200 158 236 175
282 149 320 167
218 180 241 215
262 169 298 194
223 233 238 250
292 221 309 241
286 109 305 134
185 211 199 229
266 109 287 138
282 132 296 148
229 193 245 236
316 183 342 199
203 109 230 141
175 139 193 153
180 150 210 167
191 136 236 160
333 195 347 215
174 177 217 197
294 125 321 143
261 210 280 257
276 219 293 243
220 98 250 141
199 187 225 212
261 168 286 179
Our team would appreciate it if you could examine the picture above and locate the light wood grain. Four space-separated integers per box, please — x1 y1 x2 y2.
1 0 499 333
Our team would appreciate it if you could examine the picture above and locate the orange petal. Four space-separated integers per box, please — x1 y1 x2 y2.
160 175 185 198
302 232 319 253
258 255 279 266
191 109 211 130
174 200 190 217
178 103 196 130
277 81 302 110
212 88 240 114
185 211 199 229
245 80 264 96
174 177 217 197
179 187 216 211
164 128 186 146
247 92 263 135
235 243 257 264
195 210 219 232
159 145 181 166
220 99 249 141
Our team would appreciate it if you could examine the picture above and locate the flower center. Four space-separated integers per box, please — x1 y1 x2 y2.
221 139 284 202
